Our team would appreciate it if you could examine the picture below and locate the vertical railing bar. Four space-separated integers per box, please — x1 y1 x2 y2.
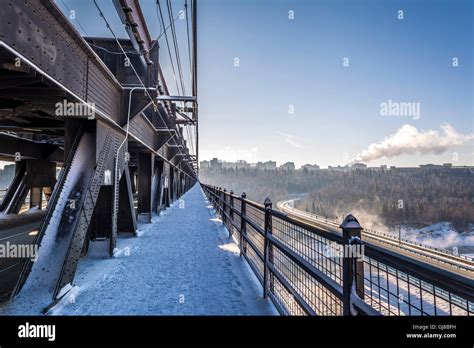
263 197 272 299
229 190 234 237
240 192 247 257
222 188 227 228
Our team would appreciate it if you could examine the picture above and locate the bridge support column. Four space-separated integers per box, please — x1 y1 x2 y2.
129 166 137 194
137 152 153 223
152 160 164 214
177 172 183 198
1 159 56 214
29 187 43 209
161 162 170 208
118 166 137 233
173 168 178 202
87 185 113 245
0 160 26 213
168 166 175 203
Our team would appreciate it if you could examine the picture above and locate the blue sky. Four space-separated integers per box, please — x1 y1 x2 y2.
52 0 473 168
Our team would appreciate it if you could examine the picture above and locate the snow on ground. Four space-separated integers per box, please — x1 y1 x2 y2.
390 223 474 253
2 184 277 315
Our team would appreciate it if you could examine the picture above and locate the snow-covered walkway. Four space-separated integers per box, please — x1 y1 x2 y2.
45 184 276 315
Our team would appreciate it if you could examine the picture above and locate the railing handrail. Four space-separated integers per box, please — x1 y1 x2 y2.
280 201 472 262
201 184 474 316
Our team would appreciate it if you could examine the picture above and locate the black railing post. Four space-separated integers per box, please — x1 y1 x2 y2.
340 214 363 316
240 192 247 256
229 190 234 236
213 186 217 207
218 187 222 218
222 188 227 227
263 197 272 299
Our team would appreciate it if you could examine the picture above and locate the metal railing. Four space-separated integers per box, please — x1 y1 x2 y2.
202 184 474 316
278 201 474 272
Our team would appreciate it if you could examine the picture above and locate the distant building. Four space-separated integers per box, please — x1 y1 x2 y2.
351 163 367 169
301 164 320 171
371 164 388 172
199 160 210 169
235 160 250 169
420 164 438 169
328 165 345 172
420 163 453 170
256 161 277 170
210 158 222 170
280 162 295 171
221 162 234 169
221 160 250 170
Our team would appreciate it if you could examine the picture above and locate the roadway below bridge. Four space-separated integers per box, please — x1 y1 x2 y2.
1 185 277 315
277 200 474 279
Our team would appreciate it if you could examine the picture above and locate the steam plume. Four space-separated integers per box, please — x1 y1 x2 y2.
354 123 473 163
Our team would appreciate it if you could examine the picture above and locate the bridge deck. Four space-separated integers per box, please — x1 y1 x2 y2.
1 185 276 315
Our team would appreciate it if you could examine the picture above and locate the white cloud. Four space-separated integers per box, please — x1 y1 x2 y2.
354 123 474 163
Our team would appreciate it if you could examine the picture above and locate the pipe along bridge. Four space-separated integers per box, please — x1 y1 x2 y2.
0 1 472 316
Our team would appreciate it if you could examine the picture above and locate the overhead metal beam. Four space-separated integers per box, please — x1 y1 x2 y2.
0 1 197 180
157 96 197 102
0 133 63 162
112 0 154 65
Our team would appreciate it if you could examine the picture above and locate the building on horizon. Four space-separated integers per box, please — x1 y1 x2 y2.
300 164 320 171
351 163 367 170
280 162 295 171
256 161 277 170
199 160 210 169
420 163 453 169
370 164 388 171
210 158 222 170
328 165 345 172
221 160 250 170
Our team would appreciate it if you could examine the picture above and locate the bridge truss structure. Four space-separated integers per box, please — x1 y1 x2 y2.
0 0 198 307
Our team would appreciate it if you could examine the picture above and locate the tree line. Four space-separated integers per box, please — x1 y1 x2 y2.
200 167 474 229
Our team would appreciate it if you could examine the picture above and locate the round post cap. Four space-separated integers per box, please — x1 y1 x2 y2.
340 214 362 230
264 197 272 208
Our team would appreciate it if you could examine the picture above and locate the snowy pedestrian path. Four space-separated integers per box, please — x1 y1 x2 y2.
39 184 276 315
